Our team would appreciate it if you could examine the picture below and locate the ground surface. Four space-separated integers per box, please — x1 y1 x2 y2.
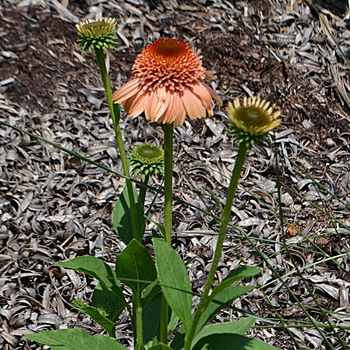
1 0 350 349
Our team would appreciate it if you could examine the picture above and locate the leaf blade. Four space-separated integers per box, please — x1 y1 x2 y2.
71 299 116 337
56 256 126 311
193 333 280 350
25 329 128 350
91 282 125 322
153 238 192 330
116 239 157 292
112 183 145 244
197 286 254 332
192 317 256 348
210 266 260 300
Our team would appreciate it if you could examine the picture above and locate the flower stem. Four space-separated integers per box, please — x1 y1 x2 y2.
139 174 150 210
159 123 173 345
160 291 169 345
184 142 248 350
134 291 144 350
94 49 117 128
94 48 141 242
163 123 173 245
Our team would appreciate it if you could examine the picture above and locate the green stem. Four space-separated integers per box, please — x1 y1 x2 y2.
160 292 169 345
94 49 118 128
134 291 144 350
160 123 173 344
139 174 150 210
184 142 248 350
94 49 141 242
138 174 149 237
163 123 173 244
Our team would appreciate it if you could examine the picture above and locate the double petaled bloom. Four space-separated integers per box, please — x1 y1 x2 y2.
227 97 281 148
112 38 221 125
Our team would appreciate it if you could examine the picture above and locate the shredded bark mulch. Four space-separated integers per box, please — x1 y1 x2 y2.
1 0 350 349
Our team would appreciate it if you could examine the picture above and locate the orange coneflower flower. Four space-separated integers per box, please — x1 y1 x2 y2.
112 38 221 125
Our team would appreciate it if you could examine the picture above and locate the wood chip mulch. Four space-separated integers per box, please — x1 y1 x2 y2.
1 0 350 349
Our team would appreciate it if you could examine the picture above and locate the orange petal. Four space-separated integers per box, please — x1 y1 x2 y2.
181 88 206 120
112 78 140 103
172 92 186 125
159 95 174 124
156 86 167 102
203 83 222 106
190 81 215 113
158 91 185 124
124 90 146 117
145 90 168 122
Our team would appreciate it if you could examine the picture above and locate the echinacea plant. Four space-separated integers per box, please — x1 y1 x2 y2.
113 37 222 245
113 37 222 344
25 17 282 350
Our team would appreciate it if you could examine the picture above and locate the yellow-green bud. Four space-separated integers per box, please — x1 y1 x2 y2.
227 97 281 148
129 143 164 177
76 17 118 54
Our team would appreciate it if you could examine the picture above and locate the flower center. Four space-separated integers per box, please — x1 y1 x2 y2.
134 144 164 163
132 38 205 91
76 18 117 44
154 39 187 58
237 107 270 127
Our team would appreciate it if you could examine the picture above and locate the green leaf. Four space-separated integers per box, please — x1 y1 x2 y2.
197 286 255 332
171 288 255 350
56 256 126 311
116 239 157 292
148 217 165 238
91 282 125 322
192 333 280 350
56 256 119 289
142 280 162 303
210 267 260 301
112 183 145 244
153 238 192 331
170 324 186 350
168 306 180 334
151 228 163 239
142 287 162 344
142 284 180 345
192 318 255 348
25 328 128 350
71 299 115 337
148 344 173 350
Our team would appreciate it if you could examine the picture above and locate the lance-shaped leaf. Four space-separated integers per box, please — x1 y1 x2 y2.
153 238 192 331
112 183 145 244
56 256 126 312
25 328 128 350
192 317 255 348
71 299 116 337
116 238 157 292
193 333 280 350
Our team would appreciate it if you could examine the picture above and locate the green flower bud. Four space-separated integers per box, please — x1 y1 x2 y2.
76 17 118 54
129 143 164 177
